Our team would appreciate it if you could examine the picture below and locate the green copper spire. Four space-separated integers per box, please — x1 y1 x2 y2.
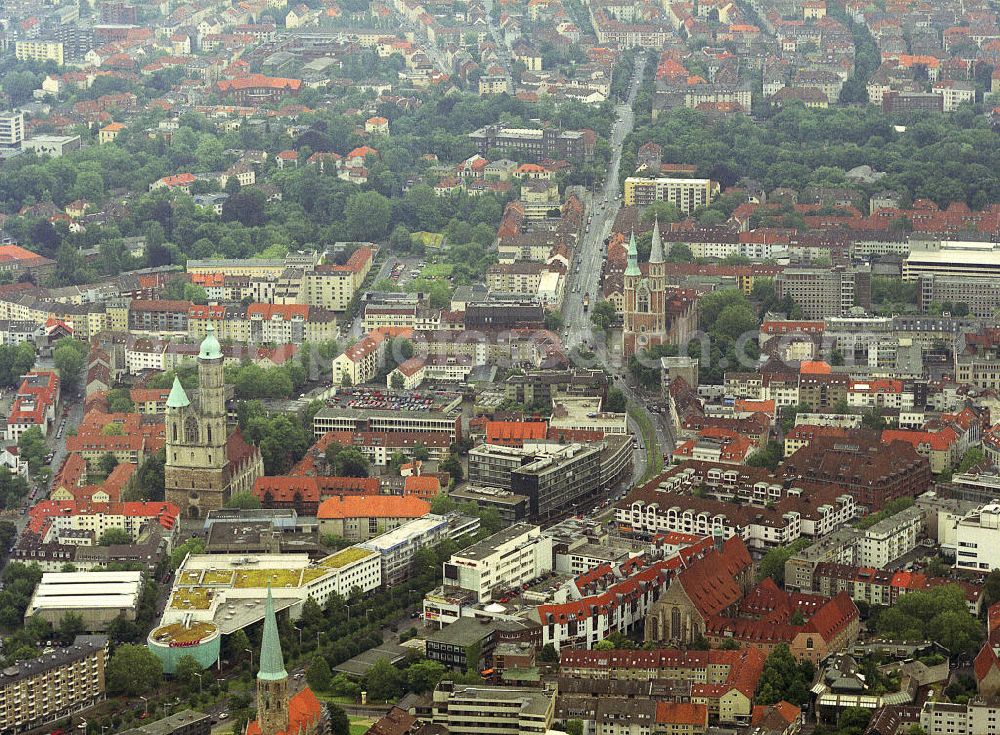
257 586 287 681
649 218 665 264
198 323 223 361
624 229 641 277
165 376 190 409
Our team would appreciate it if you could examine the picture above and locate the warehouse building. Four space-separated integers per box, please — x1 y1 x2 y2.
25 571 142 631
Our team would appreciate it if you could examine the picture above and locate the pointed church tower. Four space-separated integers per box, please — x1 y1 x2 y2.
624 228 641 279
256 588 290 735
165 323 232 519
648 218 666 334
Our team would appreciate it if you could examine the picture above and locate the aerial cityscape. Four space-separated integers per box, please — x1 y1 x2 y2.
3 0 1000 734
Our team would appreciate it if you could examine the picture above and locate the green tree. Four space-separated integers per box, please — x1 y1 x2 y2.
875 584 983 655
170 537 205 569
406 659 446 693
52 338 87 390
982 570 1000 615
538 643 559 663
757 538 810 585
18 426 47 473
328 703 350 735
325 445 370 477
345 191 392 241
757 644 813 706
390 372 405 390
605 387 627 413
57 612 85 644
745 441 783 471
107 615 140 644
957 448 986 474
225 492 262 510
106 644 163 696
98 452 119 478
590 300 616 331
98 528 132 546
365 658 404 701
174 654 202 690
442 454 464 483
307 655 333 691
107 388 135 413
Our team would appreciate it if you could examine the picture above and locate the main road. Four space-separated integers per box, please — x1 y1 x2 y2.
562 55 643 355
560 53 676 475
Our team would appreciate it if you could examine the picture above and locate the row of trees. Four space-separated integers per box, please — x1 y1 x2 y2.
623 103 1000 210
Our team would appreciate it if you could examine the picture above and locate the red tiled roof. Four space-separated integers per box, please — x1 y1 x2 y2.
246 687 321 735
247 303 309 320
678 536 753 618
403 475 440 498
486 421 548 443
253 476 379 504
881 428 958 452
218 73 301 93
655 702 707 726
316 495 429 519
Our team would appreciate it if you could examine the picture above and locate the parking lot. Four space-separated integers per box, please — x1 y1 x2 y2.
333 387 461 413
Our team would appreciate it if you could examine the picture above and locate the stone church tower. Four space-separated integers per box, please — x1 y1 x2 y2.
256 588 290 735
165 324 231 518
622 220 667 359
246 588 324 735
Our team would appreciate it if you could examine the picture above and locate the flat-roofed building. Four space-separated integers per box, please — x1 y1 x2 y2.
904 240 1000 282
439 523 552 604
158 549 381 634
623 176 720 212
26 571 143 631
430 682 557 735
360 513 480 585
0 635 108 733
0 111 24 148
119 710 211 735
21 134 80 157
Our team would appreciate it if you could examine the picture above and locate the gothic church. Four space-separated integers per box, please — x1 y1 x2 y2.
165 325 263 519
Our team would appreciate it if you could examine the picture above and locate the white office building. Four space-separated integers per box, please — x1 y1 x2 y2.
441 523 552 602
0 111 24 148
954 503 1000 573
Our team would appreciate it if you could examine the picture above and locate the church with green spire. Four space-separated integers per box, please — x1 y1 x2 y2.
246 588 325 735
165 324 264 519
622 221 666 359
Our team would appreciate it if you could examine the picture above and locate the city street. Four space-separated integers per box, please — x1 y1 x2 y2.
562 54 645 356
555 54 675 472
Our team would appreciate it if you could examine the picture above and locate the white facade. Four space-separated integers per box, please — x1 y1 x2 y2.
954 503 1000 573
921 700 1000 735
857 505 924 567
442 523 552 602
0 111 24 148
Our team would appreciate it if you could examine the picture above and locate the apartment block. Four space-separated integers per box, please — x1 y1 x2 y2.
0 635 108 732
623 176 720 212
15 40 64 65
0 111 24 148
469 125 595 163
360 513 480 585
774 266 872 319
468 438 631 517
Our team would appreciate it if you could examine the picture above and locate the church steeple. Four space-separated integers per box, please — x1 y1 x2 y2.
649 218 665 264
259 587 287 681
255 587 290 735
625 229 641 277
